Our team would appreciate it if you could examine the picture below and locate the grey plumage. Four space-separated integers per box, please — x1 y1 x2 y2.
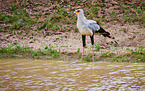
88 23 100 32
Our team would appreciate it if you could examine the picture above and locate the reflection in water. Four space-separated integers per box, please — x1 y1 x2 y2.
0 59 145 90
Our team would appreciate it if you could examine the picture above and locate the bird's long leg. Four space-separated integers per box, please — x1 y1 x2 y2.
93 34 95 63
90 35 94 62
82 35 86 63
92 45 94 63
81 47 84 62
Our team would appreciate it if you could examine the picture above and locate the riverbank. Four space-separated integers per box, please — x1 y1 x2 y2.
0 0 145 62
0 42 145 62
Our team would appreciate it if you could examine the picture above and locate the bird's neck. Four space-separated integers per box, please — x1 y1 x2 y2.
77 14 87 22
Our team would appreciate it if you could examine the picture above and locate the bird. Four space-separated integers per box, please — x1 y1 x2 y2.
74 9 118 63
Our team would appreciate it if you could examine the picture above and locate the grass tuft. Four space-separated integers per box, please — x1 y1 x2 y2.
0 44 61 59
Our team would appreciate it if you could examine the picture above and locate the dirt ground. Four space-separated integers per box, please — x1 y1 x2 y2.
1 24 145 53
0 0 145 54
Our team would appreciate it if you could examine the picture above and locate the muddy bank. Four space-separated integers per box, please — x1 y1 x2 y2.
1 24 145 53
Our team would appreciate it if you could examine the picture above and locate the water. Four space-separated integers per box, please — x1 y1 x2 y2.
0 59 145 91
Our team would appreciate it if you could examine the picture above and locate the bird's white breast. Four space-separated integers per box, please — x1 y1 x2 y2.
77 18 93 36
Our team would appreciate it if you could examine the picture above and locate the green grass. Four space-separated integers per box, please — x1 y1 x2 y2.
50 7 68 23
10 3 19 11
38 19 52 30
0 1 145 62
0 44 144 62
83 53 93 62
1 1 144 33
81 46 145 62
94 44 100 51
0 44 61 59
116 1 144 24
84 0 145 24
0 5 35 30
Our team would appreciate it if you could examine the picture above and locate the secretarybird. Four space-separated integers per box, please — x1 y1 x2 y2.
74 9 118 62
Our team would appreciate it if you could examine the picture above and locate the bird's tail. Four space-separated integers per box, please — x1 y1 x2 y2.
95 27 118 45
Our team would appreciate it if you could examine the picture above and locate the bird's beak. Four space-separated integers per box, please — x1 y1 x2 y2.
74 10 79 14
76 11 79 13
74 11 76 14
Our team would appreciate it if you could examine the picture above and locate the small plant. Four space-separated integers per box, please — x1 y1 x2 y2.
87 3 99 18
51 25 57 31
101 51 110 57
10 3 19 11
94 44 100 51
25 25 31 30
77 48 80 53
52 25 60 31
17 19 23 27
39 19 52 30
83 53 93 62
130 46 145 55
45 44 61 58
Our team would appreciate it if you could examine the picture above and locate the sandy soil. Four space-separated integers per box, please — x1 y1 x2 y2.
0 0 145 55
1 24 145 53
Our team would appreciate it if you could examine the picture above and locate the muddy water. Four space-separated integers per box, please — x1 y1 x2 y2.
0 59 145 91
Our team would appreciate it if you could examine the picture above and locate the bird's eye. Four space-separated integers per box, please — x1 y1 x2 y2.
76 10 80 13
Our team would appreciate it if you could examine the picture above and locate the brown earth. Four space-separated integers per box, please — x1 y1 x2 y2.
1 24 145 53
0 0 145 54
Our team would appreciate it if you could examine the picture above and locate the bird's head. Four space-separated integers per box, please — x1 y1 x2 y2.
74 9 84 15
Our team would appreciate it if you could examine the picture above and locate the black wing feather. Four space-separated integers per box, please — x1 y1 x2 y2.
95 27 111 38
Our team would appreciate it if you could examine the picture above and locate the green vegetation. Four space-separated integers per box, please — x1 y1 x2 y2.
114 1 144 24
85 0 144 24
50 7 68 23
0 7 35 30
1 1 144 32
82 46 145 62
0 44 60 59
83 53 93 62
0 1 145 62
0 43 144 62
10 3 19 11
38 19 52 30
94 44 101 51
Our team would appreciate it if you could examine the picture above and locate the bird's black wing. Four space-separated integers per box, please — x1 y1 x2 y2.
88 22 118 45
88 22 111 38
96 27 111 38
